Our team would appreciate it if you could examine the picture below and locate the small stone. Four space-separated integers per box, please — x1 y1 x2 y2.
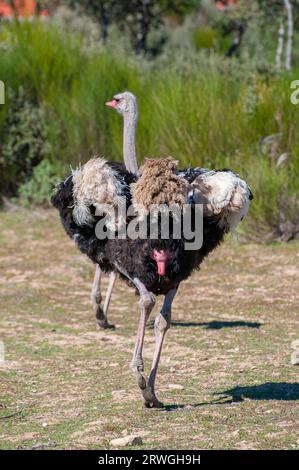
291 351 299 365
42 422 48 428
110 434 143 448
168 383 184 390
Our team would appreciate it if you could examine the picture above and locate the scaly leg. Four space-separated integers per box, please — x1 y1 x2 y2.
129 277 159 407
148 288 178 406
113 264 160 407
91 265 115 329
103 271 117 318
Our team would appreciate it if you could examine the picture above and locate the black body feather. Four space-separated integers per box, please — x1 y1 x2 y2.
52 165 227 296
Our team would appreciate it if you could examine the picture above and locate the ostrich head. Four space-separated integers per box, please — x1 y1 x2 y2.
106 91 138 117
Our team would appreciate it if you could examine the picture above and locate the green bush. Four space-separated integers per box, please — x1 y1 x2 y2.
18 159 66 206
0 87 51 195
192 26 218 50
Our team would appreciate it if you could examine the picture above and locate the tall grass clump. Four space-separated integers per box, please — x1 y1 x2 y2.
0 20 298 240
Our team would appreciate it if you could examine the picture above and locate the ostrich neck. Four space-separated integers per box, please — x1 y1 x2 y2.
123 108 138 174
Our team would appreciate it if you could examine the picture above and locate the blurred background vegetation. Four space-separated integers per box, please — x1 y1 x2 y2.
0 0 299 241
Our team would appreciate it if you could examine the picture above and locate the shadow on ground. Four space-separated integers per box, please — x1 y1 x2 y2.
161 382 299 412
218 382 299 401
147 320 262 329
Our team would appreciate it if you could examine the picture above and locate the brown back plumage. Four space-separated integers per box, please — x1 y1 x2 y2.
131 157 189 215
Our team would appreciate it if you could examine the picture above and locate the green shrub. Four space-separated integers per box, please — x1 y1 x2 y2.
18 159 66 206
0 87 51 195
192 26 218 50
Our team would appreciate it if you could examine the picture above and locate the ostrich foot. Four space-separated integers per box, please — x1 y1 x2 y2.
143 391 164 409
95 306 115 330
141 383 163 408
133 368 163 408
97 320 115 330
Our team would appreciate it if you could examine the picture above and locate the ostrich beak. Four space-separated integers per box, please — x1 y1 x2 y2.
151 249 171 276
106 99 118 108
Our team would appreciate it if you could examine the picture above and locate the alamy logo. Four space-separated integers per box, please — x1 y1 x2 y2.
290 80 299 105
94 201 204 251
0 81 4 105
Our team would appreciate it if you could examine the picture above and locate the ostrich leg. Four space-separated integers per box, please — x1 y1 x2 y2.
91 265 115 329
148 288 178 405
129 278 159 407
103 271 117 318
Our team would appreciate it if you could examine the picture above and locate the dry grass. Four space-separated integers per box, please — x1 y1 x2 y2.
0 208 298 450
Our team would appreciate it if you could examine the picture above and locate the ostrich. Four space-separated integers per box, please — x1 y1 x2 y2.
91 92 139 329
52 92 253 407
91 92 203 328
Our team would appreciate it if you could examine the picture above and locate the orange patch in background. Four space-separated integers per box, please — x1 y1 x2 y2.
0 0 37 17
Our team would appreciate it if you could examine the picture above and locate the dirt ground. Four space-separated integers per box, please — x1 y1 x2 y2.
0 208 298 450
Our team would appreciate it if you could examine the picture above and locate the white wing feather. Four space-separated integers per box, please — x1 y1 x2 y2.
190 170 251 232
72 158 126 228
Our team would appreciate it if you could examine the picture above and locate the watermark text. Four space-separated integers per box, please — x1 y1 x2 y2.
290 80 299 105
